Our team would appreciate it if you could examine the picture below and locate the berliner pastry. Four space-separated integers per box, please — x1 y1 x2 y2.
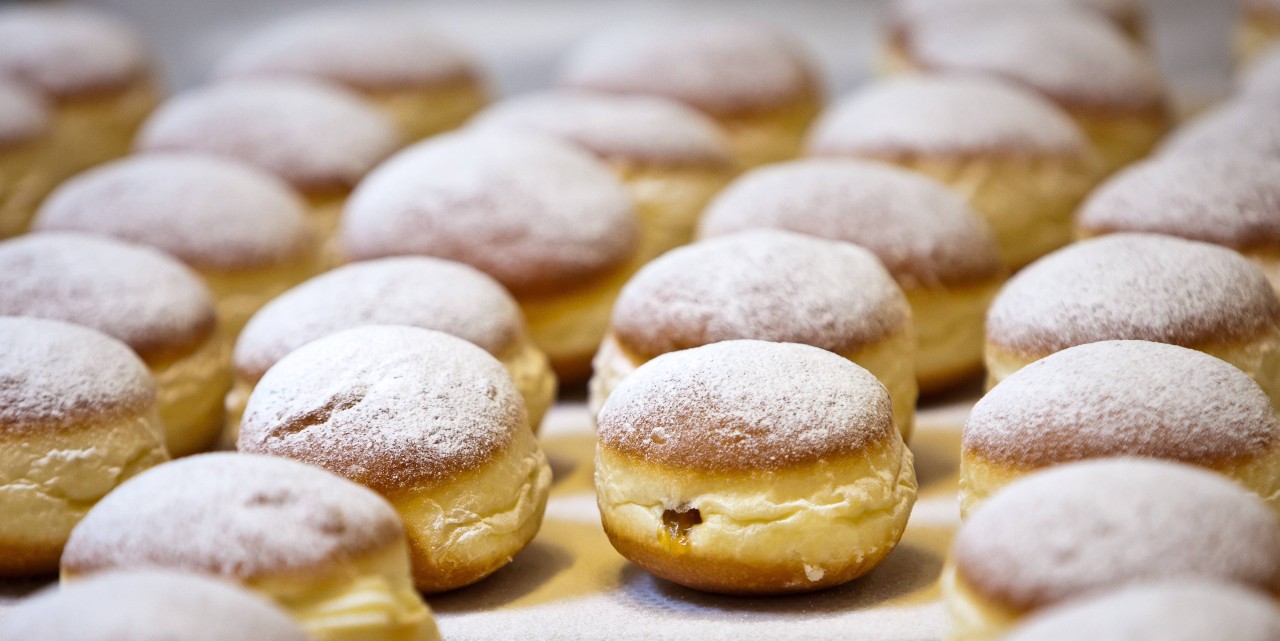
228 256 555 437
341 131 642 381
883 6 1170 173
0 233 229 457
984 234 1280 403
887 0 1149 44
595 340 917 595
216 10 488 141
0 317 167 577
1240 0 1280 64
944 458 1280 641
238 325 553 593
557 22 822 167
962 340 1280 517
807 75 1103 269
135 78 401 248
1075 154 1280 289
0 78 52 238
470 91 737 260
590 229 917 440
699 159 1005 392
33 153 320 334
1159 101 1280 161
0 570 312 641
0 5 160 177
62 453 440 641
1003 581 1280 641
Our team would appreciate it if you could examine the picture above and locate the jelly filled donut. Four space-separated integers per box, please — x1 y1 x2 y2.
0 570 312 641
238 325 553 593
944 458 1280 641
0 317 167 577
984 234 1280 403
558 22 823 167
1240 0 1280 63
0 233 229 457
699 159 1005 392
471 91 737 260
34 153 320 334
0 5 160 177
136 78 401 250
962 340 1280 517
62 453 440 641
807 75 1103 269
0 78 52 238
217 10 488 141
1002 581 1280 641
341 130 642 381
591 229 917 439
1075 154 1280 290
888 0 1149 41
228 256 556 437
884 6 1169 173
596 340 917 595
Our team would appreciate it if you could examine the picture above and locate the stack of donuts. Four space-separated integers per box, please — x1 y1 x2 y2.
2 1 1280 640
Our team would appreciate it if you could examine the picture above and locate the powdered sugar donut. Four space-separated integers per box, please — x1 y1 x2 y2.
1159 101 1280 161
889 0 1149 40
0 78 52 238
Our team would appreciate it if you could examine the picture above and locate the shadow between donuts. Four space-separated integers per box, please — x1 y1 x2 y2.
426 540 575 613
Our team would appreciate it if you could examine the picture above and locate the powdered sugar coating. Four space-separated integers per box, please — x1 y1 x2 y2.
0 570 310 641
341 130 639 296
966 340 1279 465
0 233 216 360
470 91 733 167
558 22 818 115
1077 155 1280 249
136 79 401 193
1159 102 1280 160
235 256 523 381
985 234 1280 354
1241 46 1280 102
1004 581 1280 641
903 6 1165 110
34 154 314 271
610 230 909 361
598 340 895 472
953 459 1280 611
807 76 1087 157
239 325 524 492
699 159 1002 288
0 317 154 432
216 11 477 90
0 6 147 96
892 0 1146 26
62 453 404 578
0 78 48 145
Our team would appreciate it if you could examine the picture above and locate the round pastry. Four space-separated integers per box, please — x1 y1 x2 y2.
887 0 1149 43
699 159 1005 391
229 256 556 437
884 6 1170 173
238 325 553 593
1002 581 1280 641
33 153 320 334
62 453 440 641
984 233 1280 403
470 91 737 260
340 130 642 381
807 75 1103 269
0 233 229 457
216 10 488 141
0 570 313 641
557 22 823 167
0 5 160 178
590 229 917 439
1075 154 1280 289
0 317 167 577
944 458 1280 641
0 78 52 238
963 340 1280 517
1240 0 1280 64
596 340 918 595
1158 101 1280 161
135 78 401 249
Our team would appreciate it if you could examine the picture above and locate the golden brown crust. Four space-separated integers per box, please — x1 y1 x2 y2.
0 541 62 578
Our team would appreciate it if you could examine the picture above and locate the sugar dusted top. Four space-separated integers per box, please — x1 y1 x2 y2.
0 6 148 96
1159 102 1280 161
985 234 1280 355
0 78 48 145
891 0 1146 27
238 325 525 492
35 154 314 271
